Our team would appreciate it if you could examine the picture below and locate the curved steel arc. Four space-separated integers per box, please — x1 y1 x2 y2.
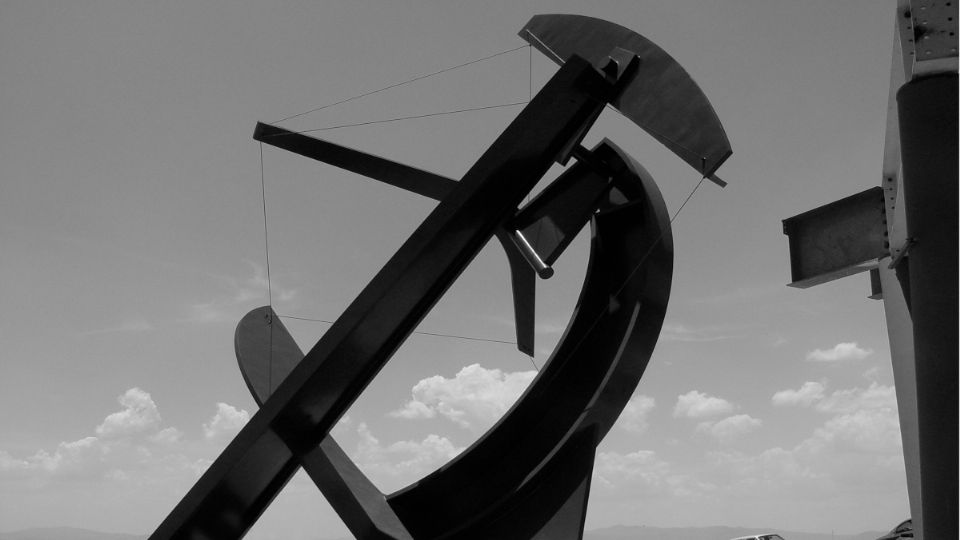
233 138 672 540
385 139 672 538
150 54 621 540
236 309 414 540
150 13 732 538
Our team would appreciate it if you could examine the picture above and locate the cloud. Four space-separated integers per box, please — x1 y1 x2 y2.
660 323 737 343
595 450 669 491
813 382 896 415
708 382 903 500
0 387 202 483
150 427 184 445
389 364 535 431
352 423 462 490
617 394 655 433
772 381 826 407
696 414 763 442
594 450 715 498
95 388 162 438
806 342 872 362
0 437 105 478
184 261 296 325
203 403 251 440
673 390 735 419
389 399 436 420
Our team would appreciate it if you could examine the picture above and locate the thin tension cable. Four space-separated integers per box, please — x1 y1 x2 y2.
552 173 710 370
259 142 275 393
256 42 537 358
266 102 529 136
279 314 518 347
272 44 529 124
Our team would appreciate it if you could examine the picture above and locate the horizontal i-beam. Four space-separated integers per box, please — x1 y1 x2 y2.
782 186 887 288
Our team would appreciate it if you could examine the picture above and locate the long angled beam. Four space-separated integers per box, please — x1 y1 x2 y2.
385 138 674 539
254 122 456 200
511 148 612 267
150 55 618 539
236 307 413 540
253 122 537 356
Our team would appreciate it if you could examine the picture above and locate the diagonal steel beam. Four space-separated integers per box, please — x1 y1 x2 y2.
150 54 618 539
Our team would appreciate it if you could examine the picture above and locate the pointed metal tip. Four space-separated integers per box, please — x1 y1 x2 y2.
706 174 727 188
518 342 535 357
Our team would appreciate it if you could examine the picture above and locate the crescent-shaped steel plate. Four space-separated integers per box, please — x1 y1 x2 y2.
232 138 672 540
385 138 673 538
520 14 731 179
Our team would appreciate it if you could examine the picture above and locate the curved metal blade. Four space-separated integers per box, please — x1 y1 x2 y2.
234 306 414 540
520 14 732 179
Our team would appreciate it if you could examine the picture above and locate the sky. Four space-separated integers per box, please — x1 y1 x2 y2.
0 1 909 538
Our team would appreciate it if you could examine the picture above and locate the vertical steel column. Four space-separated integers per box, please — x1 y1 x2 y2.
897 72 958 540
877 263 922 535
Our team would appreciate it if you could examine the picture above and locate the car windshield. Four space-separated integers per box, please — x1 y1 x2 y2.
758 536 785 540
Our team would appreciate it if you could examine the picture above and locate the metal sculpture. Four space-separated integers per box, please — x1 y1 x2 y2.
150 14 731 540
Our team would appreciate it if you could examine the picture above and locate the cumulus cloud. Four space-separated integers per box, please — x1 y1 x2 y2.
203 403 250 440
803 383 901 454
184 261 296 324
806 342 872 362
772 381 826 407
0 437 105 478
95 388 162 438
673 390 735 419
594 450 715 498
390 399 436 421
389 364 535 431
696 414 763 442
352 423 462 490
150 427 184 445
0 387 203 483
708 382 903 501
813 382 895 415
618 394 655 433
660 323 736 342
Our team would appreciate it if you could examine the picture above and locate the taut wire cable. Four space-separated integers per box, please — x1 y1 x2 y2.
279 315 518 346
254 37 716 374
265 102 529 136
545 174 709 375
272 44 529 124
259 142 275 393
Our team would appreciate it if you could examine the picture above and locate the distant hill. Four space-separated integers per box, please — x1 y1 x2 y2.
586 524 883 540
0 528 144 540
1 525 885 540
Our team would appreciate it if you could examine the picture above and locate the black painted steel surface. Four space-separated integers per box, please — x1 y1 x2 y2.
233 138 672 540
520 14 731 180
151 55 621 540
252 122 539 355
152 14 734 538
896 73 958 540
386 139 673 538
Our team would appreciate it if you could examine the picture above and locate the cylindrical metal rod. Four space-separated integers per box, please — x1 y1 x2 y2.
510 230 555 279
897 72 958 540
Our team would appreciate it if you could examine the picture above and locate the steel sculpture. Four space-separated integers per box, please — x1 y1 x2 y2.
150 14 731 540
